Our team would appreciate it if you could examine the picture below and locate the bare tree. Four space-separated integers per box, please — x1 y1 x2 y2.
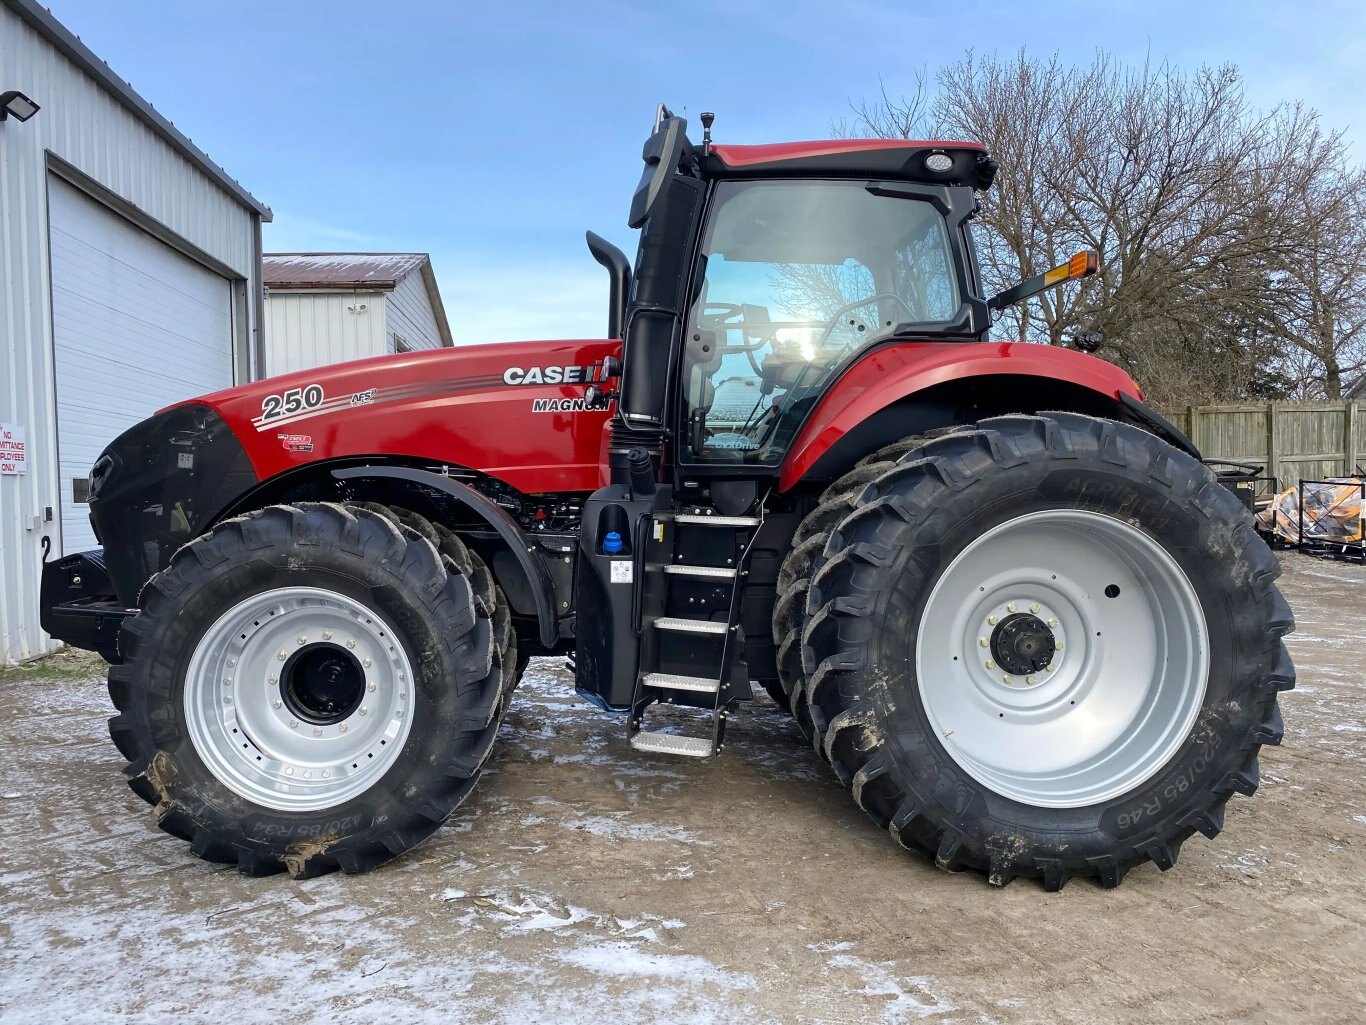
1261 138 1366 398
843 49 1365 405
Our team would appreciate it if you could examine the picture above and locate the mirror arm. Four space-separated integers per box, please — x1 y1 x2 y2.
987 251 1098 312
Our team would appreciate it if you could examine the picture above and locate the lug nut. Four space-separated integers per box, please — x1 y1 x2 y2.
363 658 372 669
313 727 322 736
323 630 333 641
1047 618 1058 628
1002 675 1012 684
304 770 312 779
347 639 356 649
289 719 299 729
297 635 307 645
359 707 368 716
226 660 236 668
1007 602 1017 613
985 660 996 670
367 683 377 693
1056 642 1065 650
987 615 997 626
223 696 232 705
339 723 348 732
268 674 278 685
1046 663 1056 672
979 638 989 647
272 699 283 709
285 767 294 776
1026 675 1036 685
1030 603 1040 613
277 651 287 661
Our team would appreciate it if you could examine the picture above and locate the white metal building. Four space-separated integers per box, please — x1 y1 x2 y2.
262 253 453 376
0 0 271 663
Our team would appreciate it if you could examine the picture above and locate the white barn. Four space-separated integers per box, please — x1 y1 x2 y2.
262 253 453 376
0 0 270 663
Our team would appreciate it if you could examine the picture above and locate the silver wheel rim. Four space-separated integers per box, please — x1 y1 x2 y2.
183 586 415 812
915 509 1209 809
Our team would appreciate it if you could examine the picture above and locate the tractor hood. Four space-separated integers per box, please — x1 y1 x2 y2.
85 339 619 605
179 339 621 494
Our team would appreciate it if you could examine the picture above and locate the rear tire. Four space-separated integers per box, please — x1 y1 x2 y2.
798 415 1295 889
108 502 506 877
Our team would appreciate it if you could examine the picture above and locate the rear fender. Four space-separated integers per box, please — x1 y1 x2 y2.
779 342 1176 489
331 466 559 648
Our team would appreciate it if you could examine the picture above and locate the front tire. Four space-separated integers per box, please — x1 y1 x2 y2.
108 502 505 877
800 414 1295 889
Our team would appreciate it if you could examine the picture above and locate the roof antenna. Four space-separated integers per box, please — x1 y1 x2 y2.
700 112 715 156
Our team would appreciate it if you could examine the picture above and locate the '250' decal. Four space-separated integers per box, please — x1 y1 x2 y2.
259 384 324 423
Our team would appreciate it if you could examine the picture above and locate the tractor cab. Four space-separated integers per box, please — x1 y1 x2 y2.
600 107 1001 481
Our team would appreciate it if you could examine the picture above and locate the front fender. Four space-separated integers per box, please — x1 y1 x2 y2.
331 466 559 649
778 342 1145 489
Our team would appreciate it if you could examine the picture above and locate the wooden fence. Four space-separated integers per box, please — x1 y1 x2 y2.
1163 402 1363 488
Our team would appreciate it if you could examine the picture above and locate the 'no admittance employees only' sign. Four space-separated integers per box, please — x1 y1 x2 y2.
1 423 27 475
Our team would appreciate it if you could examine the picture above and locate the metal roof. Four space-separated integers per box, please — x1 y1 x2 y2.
8 0 272 220
263 252 429 290
264 253 453 347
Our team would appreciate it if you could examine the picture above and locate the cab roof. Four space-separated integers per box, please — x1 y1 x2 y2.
705 139 994 189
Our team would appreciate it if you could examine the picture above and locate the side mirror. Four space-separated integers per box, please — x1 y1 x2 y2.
988 250 1098 312
628 115 688 229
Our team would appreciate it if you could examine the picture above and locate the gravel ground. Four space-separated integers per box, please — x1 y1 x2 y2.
0 552 1362 1024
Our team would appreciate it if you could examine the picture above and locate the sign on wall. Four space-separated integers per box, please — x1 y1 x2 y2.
0 423 27 475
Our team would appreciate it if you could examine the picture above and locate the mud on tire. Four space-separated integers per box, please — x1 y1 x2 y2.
107 502 508 878
796 415 1295 889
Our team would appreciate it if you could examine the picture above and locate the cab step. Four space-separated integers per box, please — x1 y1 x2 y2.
653 616 727 635
641 672 719 694
629 732 713 757
628 499 766 761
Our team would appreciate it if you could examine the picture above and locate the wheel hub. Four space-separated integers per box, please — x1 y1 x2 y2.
281 643 365 724
990 613 1056 676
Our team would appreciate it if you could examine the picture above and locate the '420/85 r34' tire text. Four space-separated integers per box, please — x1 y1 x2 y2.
800 414 1295 889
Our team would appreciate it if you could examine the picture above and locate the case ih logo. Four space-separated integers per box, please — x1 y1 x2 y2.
502 365 601 386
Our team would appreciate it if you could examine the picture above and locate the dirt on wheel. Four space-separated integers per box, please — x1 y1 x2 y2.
1 552 1362 1024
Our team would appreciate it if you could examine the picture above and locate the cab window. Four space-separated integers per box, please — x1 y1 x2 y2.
681 179 959 463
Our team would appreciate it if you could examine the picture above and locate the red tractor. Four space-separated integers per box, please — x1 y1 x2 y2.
41 107 1294 889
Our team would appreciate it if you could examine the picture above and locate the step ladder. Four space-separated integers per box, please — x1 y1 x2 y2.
627 507 763 758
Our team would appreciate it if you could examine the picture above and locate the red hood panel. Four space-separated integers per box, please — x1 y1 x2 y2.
183 340 621 493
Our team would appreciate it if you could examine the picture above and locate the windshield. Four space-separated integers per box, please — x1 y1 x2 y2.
681 179 960 464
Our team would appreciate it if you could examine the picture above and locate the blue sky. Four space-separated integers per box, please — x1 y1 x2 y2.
43 0 1366 344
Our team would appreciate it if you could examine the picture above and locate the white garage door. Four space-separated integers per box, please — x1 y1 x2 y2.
48 177 235 554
